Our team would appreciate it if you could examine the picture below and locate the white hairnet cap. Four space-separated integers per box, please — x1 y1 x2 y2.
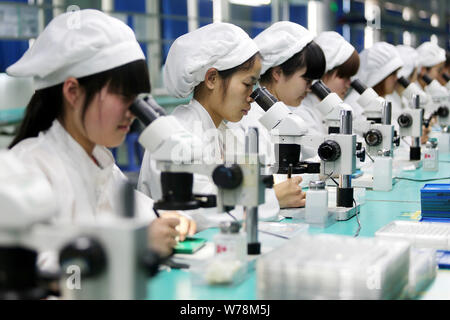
254 21 314 75
163 23 258 98
354 42 403 88
7 9 145 90
396 45 419 79
314 31 355 73
416 41 446 68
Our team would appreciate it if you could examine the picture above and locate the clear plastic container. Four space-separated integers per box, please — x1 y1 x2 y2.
423 138 439 172
190 221 248 286
305 181 329 226
256 234 410 300
375 220 450 250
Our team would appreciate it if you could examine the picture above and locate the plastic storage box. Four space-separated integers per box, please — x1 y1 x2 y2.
256 234 410 300
375 220 450 251
420 184 450 219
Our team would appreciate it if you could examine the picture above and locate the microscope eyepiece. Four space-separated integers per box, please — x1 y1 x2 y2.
350 79 368 95
443 73 450 82
311 80 331 100
397 76 410 89
129 97 163 127
421 74 433 85
250 87 278 112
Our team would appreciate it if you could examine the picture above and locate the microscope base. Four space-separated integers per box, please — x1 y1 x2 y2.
350 174 397 189
330 204 360 221
393 158 422 170
279 204 360 222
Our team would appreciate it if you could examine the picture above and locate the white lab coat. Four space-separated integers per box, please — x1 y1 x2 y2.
292 94 327 136
11 119 155 224
138 99 280 231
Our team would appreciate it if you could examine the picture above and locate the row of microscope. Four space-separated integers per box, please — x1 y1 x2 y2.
1 69 449 300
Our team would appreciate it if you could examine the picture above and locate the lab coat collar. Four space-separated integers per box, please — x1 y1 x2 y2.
190 98 222 132
47 120 116 173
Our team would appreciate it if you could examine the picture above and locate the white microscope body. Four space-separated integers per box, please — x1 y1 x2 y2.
0 151 161 300
348 79 399 159
251 87 363 221
421 75 449 128
132 96 267 255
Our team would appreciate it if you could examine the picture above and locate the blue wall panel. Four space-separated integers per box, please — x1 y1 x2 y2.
289 5 307 29
160 0 188 64
0 0 29 72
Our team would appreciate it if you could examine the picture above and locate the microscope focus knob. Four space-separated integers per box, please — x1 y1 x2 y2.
398 113 412 128
318 140 341 162
212 164 243 190
393 132 401 147
59 237 107 278
356 147 366 162
437 106 449 118
364 129 383 147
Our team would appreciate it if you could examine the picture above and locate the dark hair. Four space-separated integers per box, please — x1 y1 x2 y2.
326 49 360 79
446 51 450 67
9 60 150 149
260 41 326 83
373 69 399 97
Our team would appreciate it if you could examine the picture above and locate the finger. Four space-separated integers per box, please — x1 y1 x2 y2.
166 226 180 239
162 217 180 228
299 198 306 207
291 176 303 184
177 218 189 241
167 238 177 249
188 220 197 236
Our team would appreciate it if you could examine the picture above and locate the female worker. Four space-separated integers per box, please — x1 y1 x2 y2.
386 45 419 131
344 41 404 122
291 31 359 137
7 9 195 258
229 22 326 164
416 41 446 90
139 22 310 230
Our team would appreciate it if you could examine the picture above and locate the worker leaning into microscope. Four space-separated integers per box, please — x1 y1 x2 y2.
344 42 404 122
386 45 420 134
291 31 360 139
138 22 297 231
6 9 196 260
228 21 327 165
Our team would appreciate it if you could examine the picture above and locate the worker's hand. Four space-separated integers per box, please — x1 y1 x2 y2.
160 211 197 242
273 176 306 208
421 124 431 145
147 217 180 258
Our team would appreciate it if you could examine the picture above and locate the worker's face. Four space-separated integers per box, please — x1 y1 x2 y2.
323 71 352 100
275 67 311 107
409 68 418 83
217 56 262 123
383 72 398 96
83 85 136 148
428 62 445 82
437 62 449 86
